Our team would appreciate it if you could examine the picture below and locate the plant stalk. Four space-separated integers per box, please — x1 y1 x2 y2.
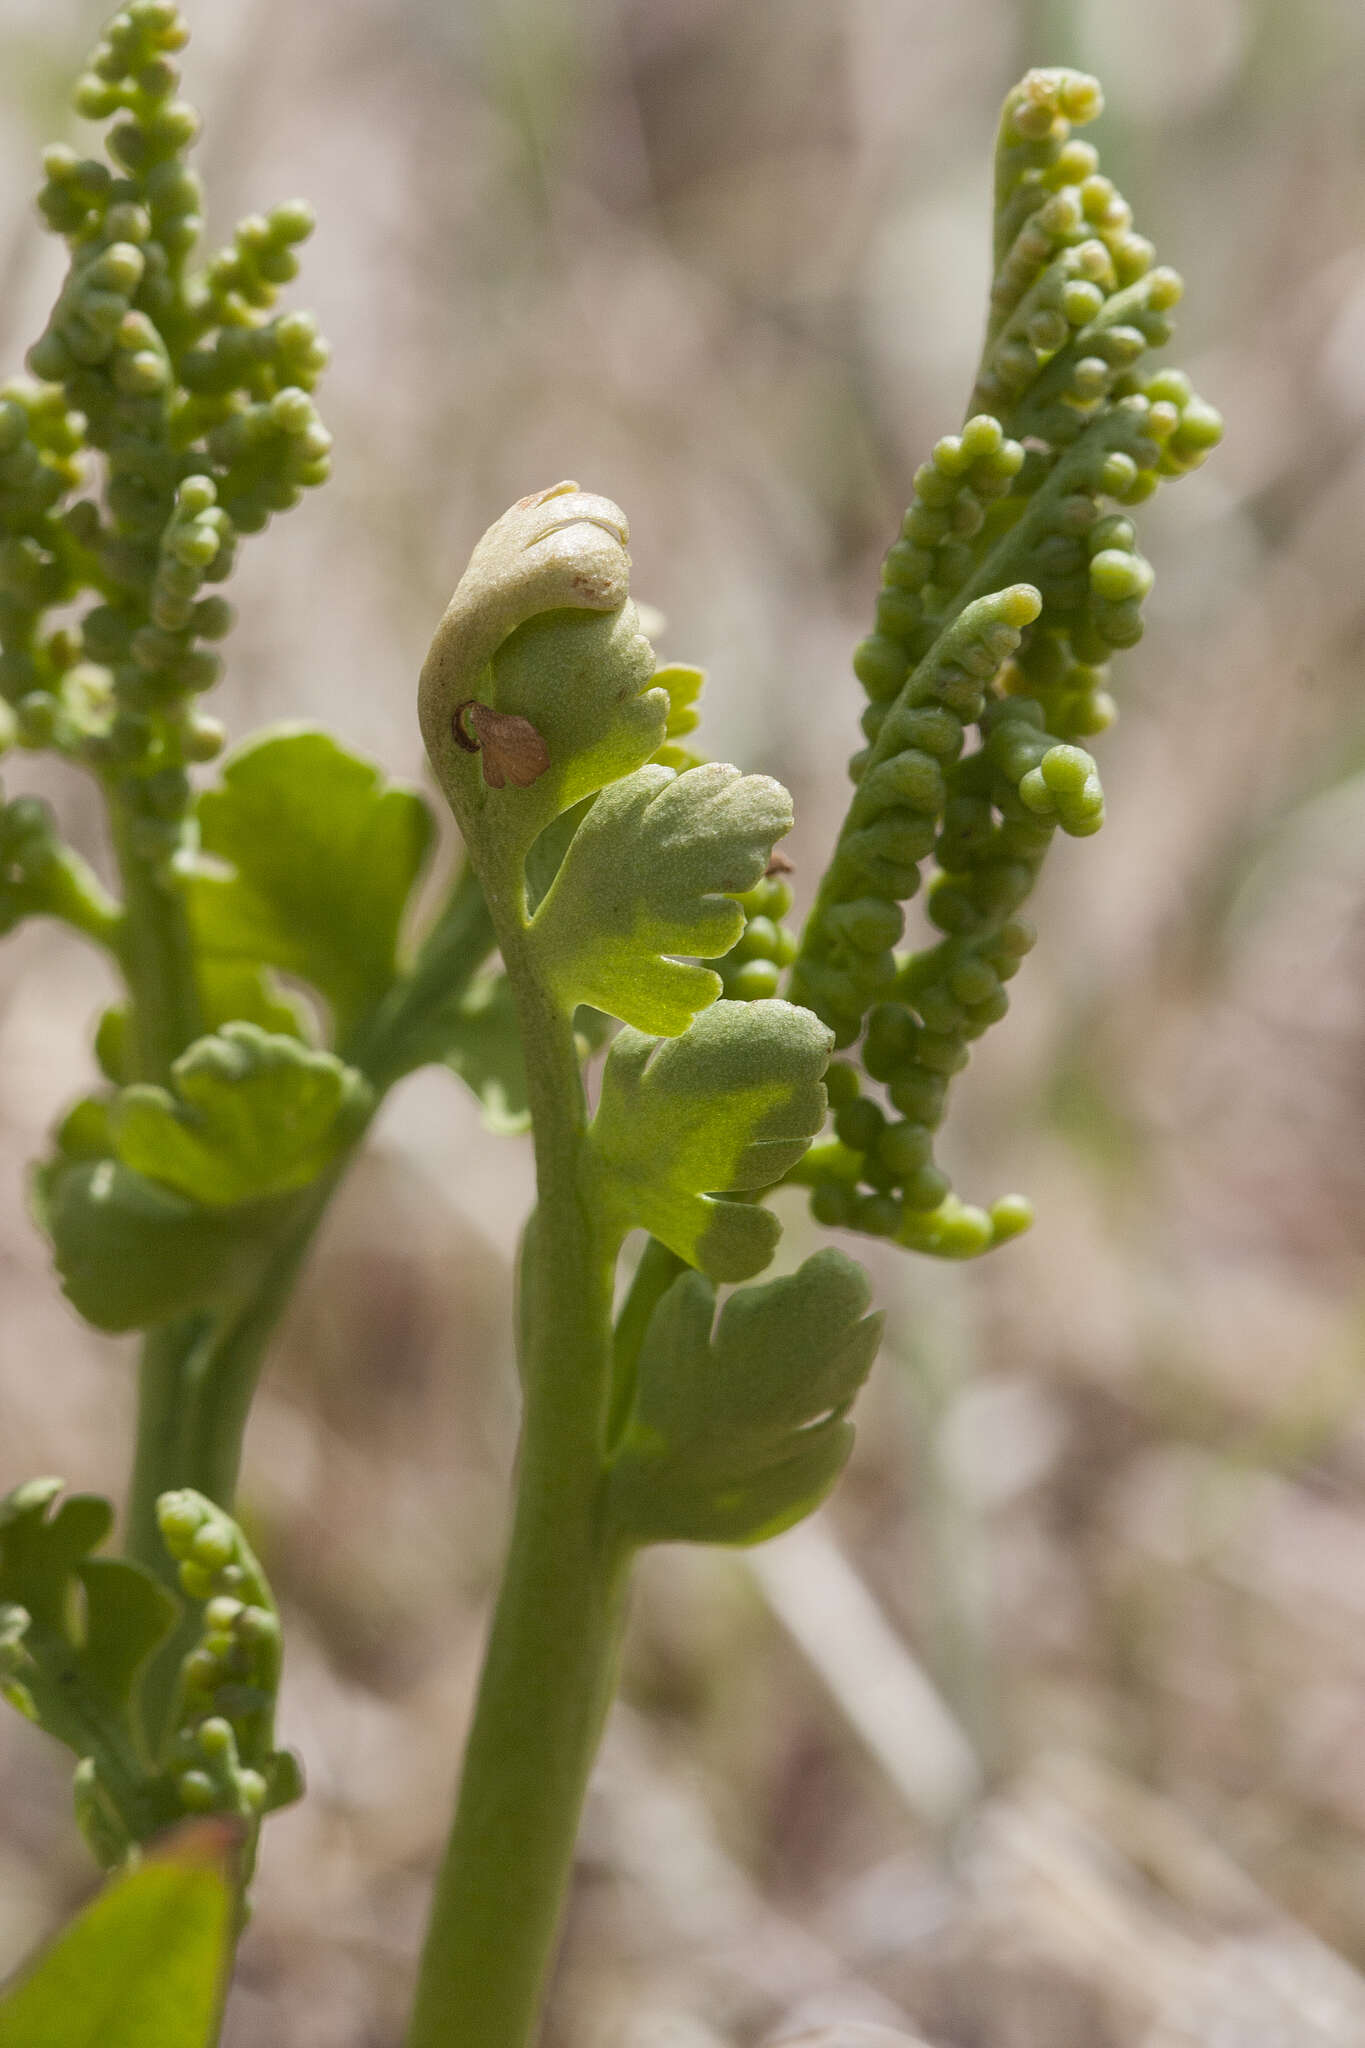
405 893 628 2048
105 782 204 1086
120 861 496 1733
126 1185 337 1749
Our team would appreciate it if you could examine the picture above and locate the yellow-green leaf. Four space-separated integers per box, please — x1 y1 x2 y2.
0 1822 238 2048
608 1251 882 1545
188 729 434 1039
112 1024 370 1208
588 1000 831 1282
531 762 793 1036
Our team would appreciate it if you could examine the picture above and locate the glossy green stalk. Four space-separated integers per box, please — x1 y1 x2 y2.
119 870 495 1537
126 1193 331 1750
106 782 204 1087
406 920 628 2048
406 486 646 2047
123 866 497 1736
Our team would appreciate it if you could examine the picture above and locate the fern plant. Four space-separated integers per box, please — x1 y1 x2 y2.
0 16 1219 2047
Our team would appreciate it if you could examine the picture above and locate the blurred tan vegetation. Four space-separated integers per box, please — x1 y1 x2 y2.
4 0 1365 2042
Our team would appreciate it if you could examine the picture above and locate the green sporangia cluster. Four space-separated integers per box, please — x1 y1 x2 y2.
157 1490 300 1871
643 657 800 1004
644 655 801 1005
0 1475 294 1874
0 1477 176 1868
716 865 799 1004
787 68 1221 1256
1 0 328 804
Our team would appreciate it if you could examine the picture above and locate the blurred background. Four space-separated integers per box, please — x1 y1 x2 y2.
3 0 1365 2042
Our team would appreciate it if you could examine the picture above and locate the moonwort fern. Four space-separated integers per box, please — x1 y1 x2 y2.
0 19 1219 2048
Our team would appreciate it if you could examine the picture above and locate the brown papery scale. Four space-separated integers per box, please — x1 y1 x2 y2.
452 700 551 788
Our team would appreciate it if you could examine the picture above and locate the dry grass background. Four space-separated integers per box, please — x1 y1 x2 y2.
3 0 1365 2042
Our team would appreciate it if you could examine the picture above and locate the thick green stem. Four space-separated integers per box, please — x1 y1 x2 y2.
125 1180 335 1582
126 1188 334 1749
105 783 204 1085
120 862 496 1739
405 1289 627 2047
343 859 495 1088
126 1313 215 1581
406 910 627 2048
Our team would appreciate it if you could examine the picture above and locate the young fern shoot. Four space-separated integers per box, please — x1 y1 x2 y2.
0 22 1220 2048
